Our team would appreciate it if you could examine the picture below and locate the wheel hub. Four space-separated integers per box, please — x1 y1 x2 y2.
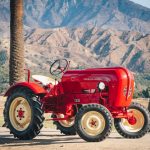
120 109 145 132
81 111 105 136
17 108 24 119
15 104 29 124
128 116 137 125
90 119 97 127
9 97 31 131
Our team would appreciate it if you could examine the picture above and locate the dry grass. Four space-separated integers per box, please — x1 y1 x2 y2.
133 98 149 108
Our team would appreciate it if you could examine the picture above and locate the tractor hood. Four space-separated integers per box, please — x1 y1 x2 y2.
61 67 134 107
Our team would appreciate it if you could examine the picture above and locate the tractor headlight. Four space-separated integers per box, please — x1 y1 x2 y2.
98 82 105 90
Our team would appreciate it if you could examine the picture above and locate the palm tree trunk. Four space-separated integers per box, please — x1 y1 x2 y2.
9 0 24 85
148 99 150 112
148 99 150 132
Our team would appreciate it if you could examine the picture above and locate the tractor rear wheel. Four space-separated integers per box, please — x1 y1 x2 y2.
114 102 150 138
51 114 76 135
75 104 113 142
4 88 44 140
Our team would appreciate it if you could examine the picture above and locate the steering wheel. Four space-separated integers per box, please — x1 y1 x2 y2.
50 59 69 76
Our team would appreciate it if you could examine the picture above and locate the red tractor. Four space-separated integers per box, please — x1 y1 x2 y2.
3 59 150 142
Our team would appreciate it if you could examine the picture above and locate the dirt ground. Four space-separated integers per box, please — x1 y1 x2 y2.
0 128 149 150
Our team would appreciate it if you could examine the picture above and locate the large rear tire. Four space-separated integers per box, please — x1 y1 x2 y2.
114 102 150 138
4 88 44 140
75 104 113 142
51 114 76 135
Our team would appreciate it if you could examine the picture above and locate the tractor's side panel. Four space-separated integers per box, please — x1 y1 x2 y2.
61 67 134 108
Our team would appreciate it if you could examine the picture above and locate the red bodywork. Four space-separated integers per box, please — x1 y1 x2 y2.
5 67 135 120
5 82 47 96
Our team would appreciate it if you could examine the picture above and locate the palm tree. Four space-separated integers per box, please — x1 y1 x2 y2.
9 0 24 85
148 99 150 112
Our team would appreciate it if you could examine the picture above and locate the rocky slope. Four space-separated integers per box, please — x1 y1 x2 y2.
0 0 150 74
0 0 150 33
1 27 150 74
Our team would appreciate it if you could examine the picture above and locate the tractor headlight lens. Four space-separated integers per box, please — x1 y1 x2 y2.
98 82 105 90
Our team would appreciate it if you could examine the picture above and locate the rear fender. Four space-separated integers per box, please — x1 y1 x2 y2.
4 82 47 96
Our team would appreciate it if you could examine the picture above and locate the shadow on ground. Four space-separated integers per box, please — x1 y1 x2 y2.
0 133 84 147
0 131 125 147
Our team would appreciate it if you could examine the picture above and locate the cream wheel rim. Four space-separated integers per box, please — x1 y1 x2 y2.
57 114 74 127
81 111 105 136
9 97 31 131
120 109 145 132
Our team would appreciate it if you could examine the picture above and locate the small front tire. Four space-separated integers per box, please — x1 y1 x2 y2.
75 104 113 142
114 102 150 138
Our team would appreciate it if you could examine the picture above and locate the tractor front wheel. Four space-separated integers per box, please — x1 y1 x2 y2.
51 114 76 135
114 102 150 138
75 104 113 142
4 88 44 140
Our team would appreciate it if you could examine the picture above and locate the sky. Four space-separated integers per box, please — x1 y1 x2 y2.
130 0 150 8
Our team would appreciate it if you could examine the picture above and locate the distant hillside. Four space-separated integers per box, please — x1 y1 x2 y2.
0 0 150 33
0 27 150 73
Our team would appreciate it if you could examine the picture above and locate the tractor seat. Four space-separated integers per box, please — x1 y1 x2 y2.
32 75 56 86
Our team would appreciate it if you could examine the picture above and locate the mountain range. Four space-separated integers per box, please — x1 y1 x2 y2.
0 27 149 73
0 0 150 75
0 0 150 33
